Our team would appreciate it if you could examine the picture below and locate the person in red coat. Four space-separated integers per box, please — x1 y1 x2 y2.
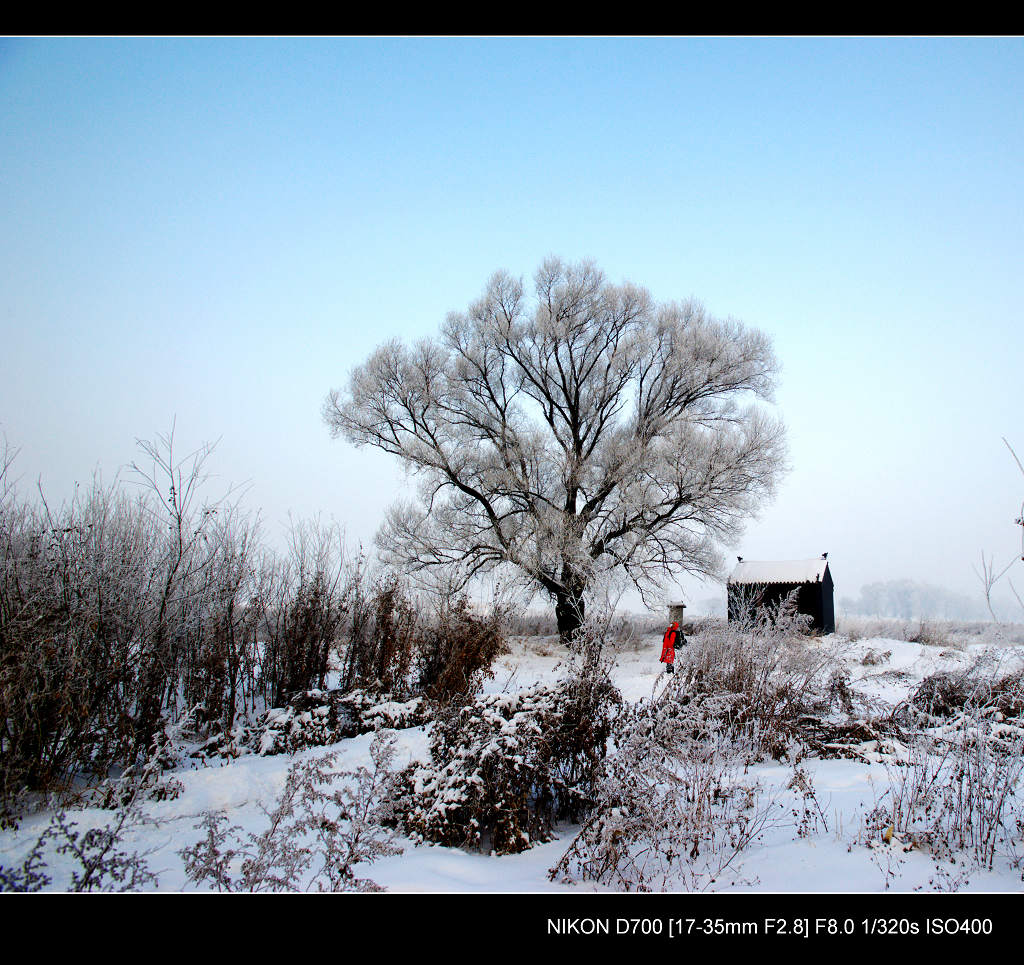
660 621 681 673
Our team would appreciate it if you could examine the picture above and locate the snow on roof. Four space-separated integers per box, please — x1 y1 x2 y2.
728 559 830 585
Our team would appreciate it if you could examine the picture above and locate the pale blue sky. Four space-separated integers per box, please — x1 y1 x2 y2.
2 37 1022 611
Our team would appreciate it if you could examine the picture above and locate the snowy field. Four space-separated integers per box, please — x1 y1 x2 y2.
3 624 1024 894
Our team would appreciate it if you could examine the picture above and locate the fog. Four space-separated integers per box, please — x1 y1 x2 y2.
2 38 1022 623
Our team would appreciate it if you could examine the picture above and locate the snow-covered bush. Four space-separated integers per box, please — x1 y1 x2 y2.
861 719 1024 873
180 732 403 892
550 676 786 892
187 688 431 760
676 605 844 759
244 688 428 757
392 645 621 855
91 739 185 809
911 662 1024 720
549 605 852 891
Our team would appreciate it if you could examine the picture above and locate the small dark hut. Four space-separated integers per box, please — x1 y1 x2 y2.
727 554 835 634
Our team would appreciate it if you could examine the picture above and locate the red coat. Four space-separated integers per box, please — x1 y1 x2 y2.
660 624 679 664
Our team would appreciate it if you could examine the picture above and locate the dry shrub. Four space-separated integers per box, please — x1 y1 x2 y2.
863 657 1024 881
415 594 509 703
0 481 161 812
0 433 358 816
392 626 621 854
676 603 843 759
335 568 418 698
0 429 509 820
861 648 891 666
550 680 787 892
338 576 509 704
180 732 402 892
261 553 348 709
912 665 1024 720
365 576 417 693
905 620 952 649
862 724 1024 873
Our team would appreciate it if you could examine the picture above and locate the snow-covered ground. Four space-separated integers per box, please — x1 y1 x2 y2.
3 629 1024 893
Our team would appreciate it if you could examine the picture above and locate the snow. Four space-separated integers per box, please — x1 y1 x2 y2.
3 629 1024 893
729 558 830 584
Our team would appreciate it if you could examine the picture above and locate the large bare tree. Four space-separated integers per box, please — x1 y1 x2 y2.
323 258 786 641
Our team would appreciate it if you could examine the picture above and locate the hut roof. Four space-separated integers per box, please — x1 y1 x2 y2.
728 559 830 585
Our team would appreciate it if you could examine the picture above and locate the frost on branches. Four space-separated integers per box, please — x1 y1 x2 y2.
325 257 786 642
549 607 851 892
241 688 429 757
391 652 621 855
0 763 162 892
180 731 403 892
550 677 786 892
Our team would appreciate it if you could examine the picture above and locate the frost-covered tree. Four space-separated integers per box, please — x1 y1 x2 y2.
323 258 786 641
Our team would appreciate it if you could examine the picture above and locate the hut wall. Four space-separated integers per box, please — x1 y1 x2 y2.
821 571 835 633
728 580 833 633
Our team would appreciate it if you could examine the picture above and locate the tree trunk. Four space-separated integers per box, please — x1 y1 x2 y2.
554 588 586 646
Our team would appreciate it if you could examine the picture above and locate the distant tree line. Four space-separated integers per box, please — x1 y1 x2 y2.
838 579 988 621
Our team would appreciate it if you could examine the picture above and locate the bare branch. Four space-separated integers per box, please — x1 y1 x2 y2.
324 258 786 639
